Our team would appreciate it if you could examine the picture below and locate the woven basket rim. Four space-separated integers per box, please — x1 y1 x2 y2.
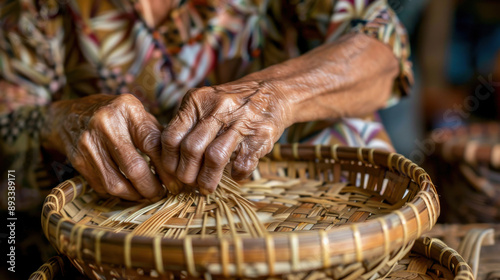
42 145 440 278
32 237 473 280
410 236 474 280
430 122 500 167
31 238 473 280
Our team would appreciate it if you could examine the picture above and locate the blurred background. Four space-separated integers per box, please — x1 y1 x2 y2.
381 0 500 160
380 2 500 273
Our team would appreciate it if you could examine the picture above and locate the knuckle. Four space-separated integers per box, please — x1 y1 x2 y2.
232 156 258 179
182 88 200 102
77 131 93 150
116 93 139 104
106 180 128 197
217 94 234 107
231 160 248 175
182 87 215 106
122 157 151 182
139 127 161 154
176 170 196 185
142 137 160 155
257 126 275 139
115 94 143 113
205 145 230 167
180 137 204 160
92 108 113 123
162 129 182 151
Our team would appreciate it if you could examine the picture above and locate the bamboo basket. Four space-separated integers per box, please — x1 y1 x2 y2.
32 237 473 280
429 224 499 280
29 255 87 280
29 256 66 280
41 145 440 279
379 236 474 280
430 123 500 223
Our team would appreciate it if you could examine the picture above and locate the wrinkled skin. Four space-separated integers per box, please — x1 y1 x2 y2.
161 81 292 194
41 94 172 201
41 33 399 199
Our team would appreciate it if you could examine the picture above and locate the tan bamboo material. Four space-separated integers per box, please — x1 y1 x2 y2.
32 237 473 280
429 123 500 223
429 224 500 280
29 256 68 280
379 236 474 280
29 255 88 280
41 145 440 279
430 122 500 167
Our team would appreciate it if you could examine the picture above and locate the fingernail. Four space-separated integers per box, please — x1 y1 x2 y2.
200 185 216 196
168 181 182 194
199 187 209 196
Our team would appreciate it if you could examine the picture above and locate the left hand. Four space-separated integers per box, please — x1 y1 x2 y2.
160 80 292 194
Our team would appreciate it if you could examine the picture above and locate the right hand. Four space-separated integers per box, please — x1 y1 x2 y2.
41 94 171 201
160 81 292 195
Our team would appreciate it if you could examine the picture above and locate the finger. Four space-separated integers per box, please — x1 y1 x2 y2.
231 141 266 181
84 138 142 201
72 156 107 196
176 115 224 185
107 138 163 200
70 133 111 196
139 116 180 194
130 113 163 159
125 113 167 199
161 103 198 177
84 175 108 196
197 128 244 194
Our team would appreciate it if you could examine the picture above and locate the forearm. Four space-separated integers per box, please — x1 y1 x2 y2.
240 33 400 125
40 100 70 157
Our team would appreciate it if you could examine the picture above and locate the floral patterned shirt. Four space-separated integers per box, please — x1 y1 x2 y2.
0 0 412 210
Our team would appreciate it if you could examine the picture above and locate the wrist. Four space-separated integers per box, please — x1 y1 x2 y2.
40 100 72 157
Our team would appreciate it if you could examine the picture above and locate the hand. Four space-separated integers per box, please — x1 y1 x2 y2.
160 34 400 195
42 94 171 201
161 81 292 194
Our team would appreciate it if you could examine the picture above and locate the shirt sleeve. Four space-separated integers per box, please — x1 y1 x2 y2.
293 0 413 107
0 0 66 210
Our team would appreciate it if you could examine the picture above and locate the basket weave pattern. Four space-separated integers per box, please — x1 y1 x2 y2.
41 145 440 279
